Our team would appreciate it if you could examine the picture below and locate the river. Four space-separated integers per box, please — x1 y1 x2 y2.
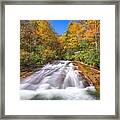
20 60 97 100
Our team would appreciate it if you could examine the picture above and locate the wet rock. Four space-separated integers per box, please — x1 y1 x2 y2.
82 80 90 87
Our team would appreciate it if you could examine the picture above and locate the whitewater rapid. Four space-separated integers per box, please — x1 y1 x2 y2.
20 60 97 100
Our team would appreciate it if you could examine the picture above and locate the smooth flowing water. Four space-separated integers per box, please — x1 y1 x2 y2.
20 60 97 100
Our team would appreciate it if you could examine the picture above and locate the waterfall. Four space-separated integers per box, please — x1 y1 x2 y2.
20 60 97 100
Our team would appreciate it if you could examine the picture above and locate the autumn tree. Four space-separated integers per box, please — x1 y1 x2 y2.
20 20 100 78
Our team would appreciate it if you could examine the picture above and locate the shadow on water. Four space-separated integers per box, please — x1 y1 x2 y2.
31 94 64 100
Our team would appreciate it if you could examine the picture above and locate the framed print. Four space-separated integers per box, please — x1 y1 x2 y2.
0 0 119 119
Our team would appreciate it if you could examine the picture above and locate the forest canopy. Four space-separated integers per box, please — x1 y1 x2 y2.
20 20 100 77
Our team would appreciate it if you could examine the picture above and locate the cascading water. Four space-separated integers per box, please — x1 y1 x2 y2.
62 63 83 89
20 60 97 100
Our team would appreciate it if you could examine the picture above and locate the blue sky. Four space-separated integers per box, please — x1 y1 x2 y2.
49 20 71 35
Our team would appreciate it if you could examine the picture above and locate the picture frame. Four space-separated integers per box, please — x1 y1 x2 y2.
0 0 119 119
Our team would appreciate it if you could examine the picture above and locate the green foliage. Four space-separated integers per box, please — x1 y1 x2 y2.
77 48 100 68
87 89 100 100
62 39 100 69
77 40 89 51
